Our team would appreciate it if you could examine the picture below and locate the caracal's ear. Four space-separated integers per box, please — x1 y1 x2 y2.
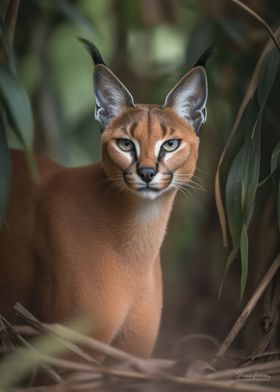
78 37 135 130
163 66 208 134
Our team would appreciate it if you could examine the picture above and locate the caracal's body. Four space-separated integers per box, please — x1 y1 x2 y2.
0 40 209 358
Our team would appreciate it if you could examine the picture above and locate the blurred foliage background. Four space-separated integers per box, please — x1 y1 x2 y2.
0 0 280 359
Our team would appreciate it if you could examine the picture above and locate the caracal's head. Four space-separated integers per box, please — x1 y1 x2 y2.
80 39 208 200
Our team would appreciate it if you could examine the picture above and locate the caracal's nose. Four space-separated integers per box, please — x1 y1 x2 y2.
138 167 156 183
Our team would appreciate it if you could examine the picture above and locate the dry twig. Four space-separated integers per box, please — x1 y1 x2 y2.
0 305 279 392
229 0 280 53
216 254 280 359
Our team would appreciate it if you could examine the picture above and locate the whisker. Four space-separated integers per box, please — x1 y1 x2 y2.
97 173 123 186
174 173 204 185
97 173 130 198
173 177 206 192
179 183 205 193
195 166 209 175
175 177 204 187
173 184 193 198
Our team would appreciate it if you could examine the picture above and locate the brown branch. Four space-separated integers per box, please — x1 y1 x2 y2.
244 350 280 363
5 320 280 392
229 0 280 53
215 254 280 359
14 353 280 392
13 324 174 370
14 304 162 371
4 0 21 43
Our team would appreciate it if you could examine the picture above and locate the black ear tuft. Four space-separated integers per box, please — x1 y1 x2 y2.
77 37 106 66
78 37 135 130
193 45 218 69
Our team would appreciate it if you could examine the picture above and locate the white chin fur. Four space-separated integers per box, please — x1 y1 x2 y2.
137 190 160 200
135 185 172 200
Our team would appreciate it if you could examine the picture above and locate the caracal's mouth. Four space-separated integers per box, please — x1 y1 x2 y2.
122 173 174 200
136 185 161 193
135 186 160 200
134 183 172 200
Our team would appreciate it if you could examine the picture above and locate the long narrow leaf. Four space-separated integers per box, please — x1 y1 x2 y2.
218 246 239 297
215 28 280 247
257 47 280 110
225 99 258 248
0 64 34 150
240 224 248 301
242 118 261 219
277 180 280 235
0 20 16 73
0 114 11 226
271 142 280 175
222 46 280 299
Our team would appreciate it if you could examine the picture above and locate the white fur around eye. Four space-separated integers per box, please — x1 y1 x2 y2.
164 141 189 161
155 140 164 157
112 143 132 163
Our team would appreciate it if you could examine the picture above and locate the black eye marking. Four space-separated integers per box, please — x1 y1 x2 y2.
123 160 136 179
158 149 166 162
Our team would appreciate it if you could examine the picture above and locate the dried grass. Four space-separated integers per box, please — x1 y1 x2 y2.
1 255 280 392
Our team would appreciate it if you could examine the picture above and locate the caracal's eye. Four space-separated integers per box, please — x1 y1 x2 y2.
161 139 181 152
117 138 135 152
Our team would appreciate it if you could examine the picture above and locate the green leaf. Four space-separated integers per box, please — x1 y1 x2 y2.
58 1 100 36
242 118 261 218
223 47 280 299
277 180 280 235
225 99 258 248
0 64 34 150
219 18 249 46
226 164 243 248
219 246 239 297
224 115 259 301
0 20 16 73
185 21 213 69
0 114 11 226
272 142 280 235
271 142 280 175
38 0 100 37
257 47 280 111
240 224 248 301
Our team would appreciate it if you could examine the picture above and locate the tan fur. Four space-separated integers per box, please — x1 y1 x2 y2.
0 104 199 358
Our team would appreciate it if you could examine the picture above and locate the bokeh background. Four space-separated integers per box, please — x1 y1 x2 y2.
1 0 280 359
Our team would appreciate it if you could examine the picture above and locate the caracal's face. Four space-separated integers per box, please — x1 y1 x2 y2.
87 51 207 198
101 105 199 200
